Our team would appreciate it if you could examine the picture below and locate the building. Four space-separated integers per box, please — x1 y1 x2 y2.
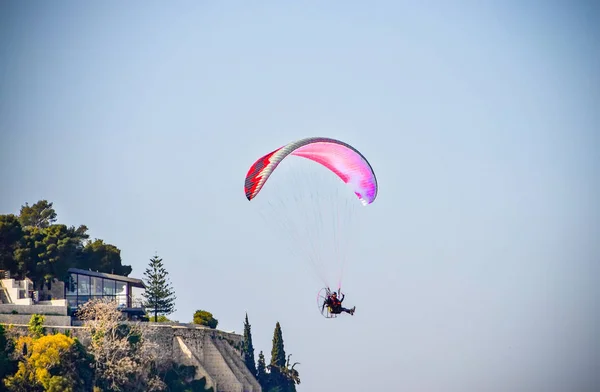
0 268 147 324
65 268 147 321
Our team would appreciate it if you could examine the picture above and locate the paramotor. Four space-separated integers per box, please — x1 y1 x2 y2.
243 136 377 296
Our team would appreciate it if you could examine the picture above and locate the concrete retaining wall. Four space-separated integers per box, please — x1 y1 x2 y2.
37 299 68 307
0 314 72 326
174 335 217 390
213 335 261 392
0 303 68 316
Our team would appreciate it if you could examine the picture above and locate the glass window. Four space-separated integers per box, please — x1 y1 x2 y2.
131 287 145 308
115 282 126 296
66 274 77 296
77 295 90 306
103 279 116 296
115 282 127 307
67 296 77 308
78 275 90 295
91 277 103 295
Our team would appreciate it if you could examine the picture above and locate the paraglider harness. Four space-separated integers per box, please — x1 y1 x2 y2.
323 288 344 314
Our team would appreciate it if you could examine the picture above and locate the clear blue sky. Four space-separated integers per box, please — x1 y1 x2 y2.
1 1 598 391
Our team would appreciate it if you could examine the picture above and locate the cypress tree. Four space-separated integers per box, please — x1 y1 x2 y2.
256 350 268 389
270 322 286 369
269 322 296 392
141 254 177 322
242 313 257 376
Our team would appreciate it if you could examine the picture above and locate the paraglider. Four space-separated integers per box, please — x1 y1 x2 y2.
318 288 355 318
243 136 377 317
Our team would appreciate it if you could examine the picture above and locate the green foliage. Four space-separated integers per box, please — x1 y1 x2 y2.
142 254 177 322
77 298 165 391
0 325 18 391
192 310 218 329
60 339 95 390
80 239 131 276
0 200 132 287
12 225 44 283
256 351 268 390
278 354 301 387
0 214 23 274
34 224 88 285
148 314 176 323
242 313 257 376
18 200 57 229
268 322 297 392
160 363 214 392
4 333 94 392
270 322 286 371
28 314 46 339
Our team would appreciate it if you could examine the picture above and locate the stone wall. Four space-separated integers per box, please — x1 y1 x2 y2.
166 326 260 392
144 326 262 392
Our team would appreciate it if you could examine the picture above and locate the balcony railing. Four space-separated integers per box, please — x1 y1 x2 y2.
66 294 145 309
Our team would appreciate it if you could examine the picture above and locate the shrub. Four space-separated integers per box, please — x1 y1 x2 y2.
192 310 218 329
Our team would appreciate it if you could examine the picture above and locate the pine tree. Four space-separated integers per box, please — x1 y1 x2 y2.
256 350 268 390
141 254 177 321
242 313 257 376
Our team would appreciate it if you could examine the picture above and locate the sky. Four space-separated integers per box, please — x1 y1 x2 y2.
1 1 599 391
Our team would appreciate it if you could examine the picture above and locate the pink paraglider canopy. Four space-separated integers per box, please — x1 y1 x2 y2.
244 137 377 206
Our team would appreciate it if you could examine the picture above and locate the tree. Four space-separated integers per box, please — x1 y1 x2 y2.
242 313 257 376
141 254 177 322
1 201 131 285
256 351 268 390
12 226 44 283
4 331 94 391
36 224 88 286
12 224 88 289
278 355 301 386
192 310 218 329
80 239 132 276
0 214 23 274
18 200 57 229
268 322 297 392
0 325 18 391
76 298 167 391
269 322 286 389
160 363 214 392
4 314 94 392
28 314 46 339
147 314 176 323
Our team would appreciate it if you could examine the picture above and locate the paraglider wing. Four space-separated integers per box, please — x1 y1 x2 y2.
244 137 378 205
